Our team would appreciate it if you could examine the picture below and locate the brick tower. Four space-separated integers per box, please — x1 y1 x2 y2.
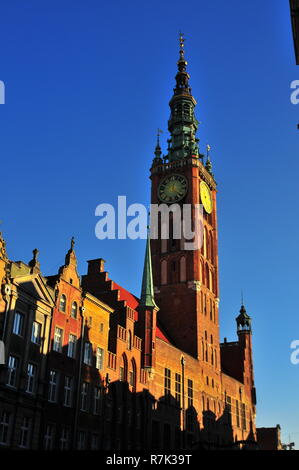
150 34 220 376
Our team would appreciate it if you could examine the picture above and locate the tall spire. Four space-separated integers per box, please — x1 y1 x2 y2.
140 231 158 309
166 33 200 161
173 32 192 97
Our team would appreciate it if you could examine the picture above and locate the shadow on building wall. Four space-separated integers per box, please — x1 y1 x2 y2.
0 289 257 451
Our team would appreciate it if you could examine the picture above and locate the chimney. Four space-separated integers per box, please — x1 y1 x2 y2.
87 258 105 275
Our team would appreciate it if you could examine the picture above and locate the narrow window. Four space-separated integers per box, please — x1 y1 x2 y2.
83 342 92 365
19 417 31 448
59 294 66 312
63 376 73 407
53 327 63 353
59 426 70 450
31 321 42 345
164 368 171 400
71 302 77 319
175 373 181 406
26 363 37 394
96 347 104 370
7 355 18 388
67 334 77 358
187 379 193 407
0 411 10 446
13 312 24 336
78 430 86 450
81 382 89 411
44 424 55 450
48 370 58 402
93 387 102 415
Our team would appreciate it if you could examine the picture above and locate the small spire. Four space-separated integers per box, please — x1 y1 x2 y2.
236 303 252 332
174 32 191 96
205 144 214 176
153 129 163 164
71 236 75 251
140 229 158 309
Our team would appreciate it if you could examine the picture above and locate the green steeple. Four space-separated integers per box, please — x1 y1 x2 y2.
167 34 200 161
140 232 158 309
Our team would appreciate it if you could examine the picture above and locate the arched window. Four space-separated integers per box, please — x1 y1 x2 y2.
59 294 66 312
71 301 77 319
161 260 167 285
120 354 128 382
203 228 207 258
209 232 214 263
129 359 136 391
180 256 186 282
205 264 210 289
127 331 132 350
209 270 213 293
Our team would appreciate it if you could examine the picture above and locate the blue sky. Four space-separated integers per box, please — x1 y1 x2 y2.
0 0 298 448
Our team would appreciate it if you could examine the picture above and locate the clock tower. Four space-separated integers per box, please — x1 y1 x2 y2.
151 36 220 370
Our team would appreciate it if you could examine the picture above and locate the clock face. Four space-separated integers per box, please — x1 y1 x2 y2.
200 181 213 214
158 174 188 203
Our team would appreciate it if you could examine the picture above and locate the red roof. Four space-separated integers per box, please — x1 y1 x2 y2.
112 281 171 344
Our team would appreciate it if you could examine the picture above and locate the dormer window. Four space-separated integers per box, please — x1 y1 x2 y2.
59 294 66 313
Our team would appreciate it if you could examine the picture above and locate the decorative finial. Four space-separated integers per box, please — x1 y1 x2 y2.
33 248 39 261
179 31 185 59
71 236 75 250
29 248 40 272
241 289 244 306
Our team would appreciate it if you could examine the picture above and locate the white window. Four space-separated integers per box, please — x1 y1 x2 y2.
26 363 37 394
80 382 89 411
59 426 70 450
53 327 63 352
19 417 31 448
31 321 42 345
78 430 86 450
0 411 10 445
71 302 77 319
67 334 77 358
48 370 58 402
59 294 66 312
7 355 18 388
83 342 92 365
93 387 102 415
13 312 24 336
44 424 55 450
96 347 104 370
63 376 73 407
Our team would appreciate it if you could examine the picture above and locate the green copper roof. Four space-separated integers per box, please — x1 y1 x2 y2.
140 233 158 309
167 34 200 161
